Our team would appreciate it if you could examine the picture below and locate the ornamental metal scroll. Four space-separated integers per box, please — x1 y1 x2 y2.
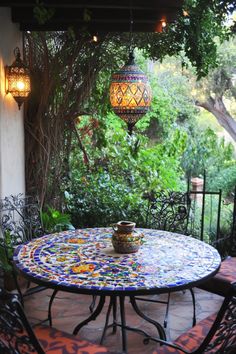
203 297 236 353
0 194 43 250
144 190 191 235
0 289 44 353
145 287 236 353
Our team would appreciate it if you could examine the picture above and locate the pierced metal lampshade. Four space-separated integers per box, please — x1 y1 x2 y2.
5 47 31 109
110 52 152 135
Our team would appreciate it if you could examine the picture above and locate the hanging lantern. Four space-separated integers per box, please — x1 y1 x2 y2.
110 52 152 135
5 47 31 110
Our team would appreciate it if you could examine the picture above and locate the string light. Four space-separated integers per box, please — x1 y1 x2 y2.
161 20 167 28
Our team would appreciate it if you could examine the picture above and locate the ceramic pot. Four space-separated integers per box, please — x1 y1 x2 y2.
112 231 141 243
112 238 141 254
112 231 144 254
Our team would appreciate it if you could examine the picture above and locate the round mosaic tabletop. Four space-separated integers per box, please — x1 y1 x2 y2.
13 228 221 295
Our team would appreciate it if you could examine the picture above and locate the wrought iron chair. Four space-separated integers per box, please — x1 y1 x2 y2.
0 193 57 325
196 186 236 299
135 190 196 328
198 256 236 296
144 190 191 235
0 287 109 354
148 282 236 353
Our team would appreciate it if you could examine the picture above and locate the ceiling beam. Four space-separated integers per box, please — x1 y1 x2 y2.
1 0 183 10
1 1 184 33
12 8 179 22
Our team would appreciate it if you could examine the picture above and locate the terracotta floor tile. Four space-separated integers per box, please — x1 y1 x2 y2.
24 287 222 353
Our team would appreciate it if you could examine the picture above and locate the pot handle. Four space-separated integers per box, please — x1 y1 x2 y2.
111 223 118 232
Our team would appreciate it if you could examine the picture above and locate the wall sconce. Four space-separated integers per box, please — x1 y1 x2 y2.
5 47 31 109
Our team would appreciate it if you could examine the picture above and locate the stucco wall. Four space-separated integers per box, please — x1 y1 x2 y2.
0 8 25 198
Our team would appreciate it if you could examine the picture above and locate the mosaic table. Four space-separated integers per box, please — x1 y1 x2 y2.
13 227 221 351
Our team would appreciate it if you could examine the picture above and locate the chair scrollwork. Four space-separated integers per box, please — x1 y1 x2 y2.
144 190 191 234
0 193 44 250
0 288 44 353
0 194 50 311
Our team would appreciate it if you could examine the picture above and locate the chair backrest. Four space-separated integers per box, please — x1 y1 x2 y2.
144 190 191 234
0 194 44 259
195 282 236 353
0 287 44 354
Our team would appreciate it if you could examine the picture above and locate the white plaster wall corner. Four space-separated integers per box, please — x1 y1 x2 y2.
0 7 25 199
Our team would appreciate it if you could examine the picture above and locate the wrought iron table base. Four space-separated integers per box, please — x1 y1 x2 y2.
73 294 166 353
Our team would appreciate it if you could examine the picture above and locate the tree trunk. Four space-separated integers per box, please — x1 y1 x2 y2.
196 96 236 142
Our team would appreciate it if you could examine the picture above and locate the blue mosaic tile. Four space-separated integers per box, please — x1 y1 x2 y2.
13 228 221 293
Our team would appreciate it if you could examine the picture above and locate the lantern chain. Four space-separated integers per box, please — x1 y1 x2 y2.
129 0 134 55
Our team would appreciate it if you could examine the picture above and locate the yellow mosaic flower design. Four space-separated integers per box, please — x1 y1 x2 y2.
71 263 95 273
68 238 86 244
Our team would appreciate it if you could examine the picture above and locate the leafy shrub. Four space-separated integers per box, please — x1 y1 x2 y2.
189 195 233 246
207 164 236 197
0 231 14 274
182 127 234 179
65 170 146 228
65 127 187 228
41 207 75 233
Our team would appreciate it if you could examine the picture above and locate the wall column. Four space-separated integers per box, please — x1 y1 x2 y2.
0 7 25 199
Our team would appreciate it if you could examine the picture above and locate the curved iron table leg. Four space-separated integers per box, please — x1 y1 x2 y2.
73 295 106 335
89 295 97 313
190 288 196 327
100 296 114 345
163 292 171 328
130 296 167 340
119 296 127 353
112 296 117 334
48 289 58 327
13 270 23 304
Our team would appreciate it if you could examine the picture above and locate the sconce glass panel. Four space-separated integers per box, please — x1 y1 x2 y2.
6 47 31 109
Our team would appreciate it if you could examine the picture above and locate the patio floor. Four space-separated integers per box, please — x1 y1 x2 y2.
24 287 223 353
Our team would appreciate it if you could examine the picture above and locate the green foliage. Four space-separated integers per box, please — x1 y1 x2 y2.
183 2 219 78
208 164 236 196
0 231 14 274
65 126 187 228
194 36 236 103
144 0 235 78
33 0 55 25
65 173 146 228
63 49 236 228
41 207 75 233
189 196 233 247
26 33 236 231
182 126 235 181
0 247 12 273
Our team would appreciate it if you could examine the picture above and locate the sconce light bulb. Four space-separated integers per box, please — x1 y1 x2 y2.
17 81 25 90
